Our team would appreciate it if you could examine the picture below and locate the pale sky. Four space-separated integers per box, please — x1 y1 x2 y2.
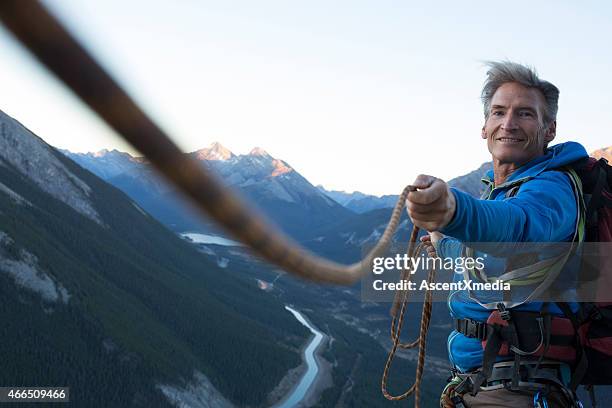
0 1 610 195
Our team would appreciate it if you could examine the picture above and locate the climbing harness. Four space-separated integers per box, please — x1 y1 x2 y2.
441 360 584 408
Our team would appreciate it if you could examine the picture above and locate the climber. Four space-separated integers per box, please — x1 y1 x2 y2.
406 61 587 407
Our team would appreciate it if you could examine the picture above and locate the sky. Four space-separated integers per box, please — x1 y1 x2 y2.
0 1 610 196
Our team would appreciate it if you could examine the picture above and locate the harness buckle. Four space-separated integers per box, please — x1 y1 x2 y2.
466 319 479 338
497 302 511 321
453 374 474 395
455 318 488 340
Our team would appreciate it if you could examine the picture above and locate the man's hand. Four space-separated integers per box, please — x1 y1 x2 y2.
420 231 444 249
420 231 444 258
406 175 456 231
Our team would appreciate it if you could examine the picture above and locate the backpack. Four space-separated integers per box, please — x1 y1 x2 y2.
558 156 612 388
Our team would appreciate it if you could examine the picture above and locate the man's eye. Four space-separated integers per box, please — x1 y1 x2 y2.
519 111 534 117
492 111 504 116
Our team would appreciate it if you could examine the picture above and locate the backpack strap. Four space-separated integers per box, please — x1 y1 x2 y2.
583 158 610 240
556 301 588 391
498 168 586 288
563 166 587 245
464 168 586 298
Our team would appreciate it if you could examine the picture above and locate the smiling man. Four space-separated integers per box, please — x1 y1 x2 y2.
406 61 587 407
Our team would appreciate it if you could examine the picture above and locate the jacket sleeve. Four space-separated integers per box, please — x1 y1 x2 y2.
441 171 578 243
437 236 463 259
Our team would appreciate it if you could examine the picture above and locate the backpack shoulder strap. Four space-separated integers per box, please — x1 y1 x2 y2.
561 166 586 245
463 168 586 305
556 301 588 391
584 159 611 232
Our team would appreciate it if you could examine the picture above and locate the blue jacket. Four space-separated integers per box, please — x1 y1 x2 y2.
438 141 588 372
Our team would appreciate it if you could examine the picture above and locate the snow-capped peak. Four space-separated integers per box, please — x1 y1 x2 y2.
249 147 271 158
194 142 234 161
90 148 135 160
271 159 292 177
93 149 110 158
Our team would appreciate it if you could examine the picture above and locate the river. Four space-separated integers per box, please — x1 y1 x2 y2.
275 306 324 408
180 232 326 406
180 232 243 246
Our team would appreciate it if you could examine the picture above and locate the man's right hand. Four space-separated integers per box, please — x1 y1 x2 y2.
405 174 456 231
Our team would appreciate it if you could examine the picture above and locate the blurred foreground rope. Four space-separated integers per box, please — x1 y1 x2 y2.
0 0 416 285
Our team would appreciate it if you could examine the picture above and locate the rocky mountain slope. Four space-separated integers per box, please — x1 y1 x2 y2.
0 110 308 407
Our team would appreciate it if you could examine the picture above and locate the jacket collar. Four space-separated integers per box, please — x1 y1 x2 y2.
481 146 561 190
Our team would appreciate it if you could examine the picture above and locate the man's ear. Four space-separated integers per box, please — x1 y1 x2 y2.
545 121 557 144
481 125 487 139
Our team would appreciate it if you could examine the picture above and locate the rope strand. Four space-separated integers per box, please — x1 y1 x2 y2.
381 238 437 408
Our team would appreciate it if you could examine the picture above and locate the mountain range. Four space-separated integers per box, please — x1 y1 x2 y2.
63 143 354 240
61 141 501 247
62 141 611 270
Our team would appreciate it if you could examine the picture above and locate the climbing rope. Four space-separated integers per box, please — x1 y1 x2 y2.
381 235 437 408
0 0 418 286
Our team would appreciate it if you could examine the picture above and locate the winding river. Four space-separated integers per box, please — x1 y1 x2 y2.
276 306 324 408
180 230 325 407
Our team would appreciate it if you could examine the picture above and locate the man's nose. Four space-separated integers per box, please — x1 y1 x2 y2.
500 113 518 130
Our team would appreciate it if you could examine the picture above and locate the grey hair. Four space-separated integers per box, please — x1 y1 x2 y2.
481 61 559 127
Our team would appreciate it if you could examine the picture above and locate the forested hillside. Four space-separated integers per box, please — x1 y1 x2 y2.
0 110 308 407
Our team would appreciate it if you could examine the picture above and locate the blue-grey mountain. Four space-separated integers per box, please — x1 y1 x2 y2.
0 110 309 407
64 143 354 239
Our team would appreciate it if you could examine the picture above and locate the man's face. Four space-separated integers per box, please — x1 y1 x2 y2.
481 82 556 166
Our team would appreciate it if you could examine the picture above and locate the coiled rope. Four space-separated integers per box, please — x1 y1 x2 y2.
381 237 437 408
0 3 440 406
